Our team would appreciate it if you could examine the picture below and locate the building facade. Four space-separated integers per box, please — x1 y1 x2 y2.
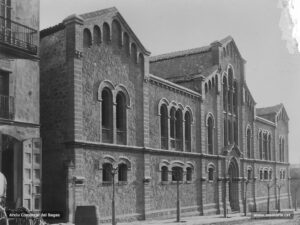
0 0 42 211
40 7 291 223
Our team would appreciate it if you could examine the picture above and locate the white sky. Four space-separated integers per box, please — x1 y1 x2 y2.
41 0 300 164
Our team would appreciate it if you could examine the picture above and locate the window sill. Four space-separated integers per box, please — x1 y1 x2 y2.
171 181 184 184
102 181 112 186
161 181 169 185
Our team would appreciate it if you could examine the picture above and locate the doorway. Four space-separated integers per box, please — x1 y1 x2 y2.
228 158 239 212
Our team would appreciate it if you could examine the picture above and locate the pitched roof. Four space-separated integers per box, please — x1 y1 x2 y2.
150 45 211 62
256 103 283 116
80 7 117 19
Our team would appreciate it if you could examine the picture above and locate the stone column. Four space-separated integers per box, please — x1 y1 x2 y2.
112 102 117 144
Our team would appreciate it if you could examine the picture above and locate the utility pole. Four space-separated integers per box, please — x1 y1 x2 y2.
243 178 249 216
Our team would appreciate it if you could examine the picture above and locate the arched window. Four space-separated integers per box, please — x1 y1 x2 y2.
279 138 282 162
172 167 183 181
228 91 232 112
116 92 127 145
208 167 214 181
212 77 215 87
269 170 272 180
263 133 268 160
208 80 212 90
247 169 252 180
233 81 238 114
112 20 122 48
268 135 271 161
170 107 176 149
161 166 168 182
102 163 113 182
123 32 130 55
131 43 137 63
264 170 268 180
234 120 238 145
205 83 208 93
186 167 192 182
160 105 168 150
83 28 92 48
247 128 251 158
175 110 183 151
215 75 218 91
207 116 214 154
283 170 286 179
103 22 110 44
93 25 101 45
260 170 263 180
223 76 227 111
282 138 285 162
101 88 113 143
280 170 283 179
223 118 227 147
184 111 191 152
228 119 232 144
259 131 263 159
118 163 128 182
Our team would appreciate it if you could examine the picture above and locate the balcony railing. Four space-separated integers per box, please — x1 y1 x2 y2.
0 16 38 55
0 94 14 119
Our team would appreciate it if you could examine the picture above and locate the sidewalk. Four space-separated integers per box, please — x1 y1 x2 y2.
102 213 251 225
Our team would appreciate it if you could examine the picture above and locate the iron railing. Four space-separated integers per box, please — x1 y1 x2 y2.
0 16 38 55
0 94 14 119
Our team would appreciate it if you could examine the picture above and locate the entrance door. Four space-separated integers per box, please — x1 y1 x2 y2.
228 159 239 211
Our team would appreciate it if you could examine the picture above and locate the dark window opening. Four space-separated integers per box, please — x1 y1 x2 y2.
259 132 263 159
223 77 227 111
103 22 110 44
185 112 191 152
175 110 183 151
186 167 192 182
247 128 251 158
172 167 183 181
118 164 128 182
160 105 168 150
264 170 268 180
93 25 101 45
102 163 113 182
207 116 213 154
101 88 113 143
223 118 227 147
260 170 263 180
161 166 168 182
208 167 214 181
116 92 127 145
170 108 176 149
83 28 92 48
247 169 252 180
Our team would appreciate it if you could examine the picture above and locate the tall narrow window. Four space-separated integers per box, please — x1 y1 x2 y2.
186 167 192 182
207 116 214 154
268 135 271 161
112 20 122 48
83 28 92 48
101 88 113 143
259 132 263 159
247 169 252 180
263 133 268 160
118 164 128 182
170 108 176 149
234 120 238 144
93 25 101 45
102 163 113 182
103 22 110 44
0 71 10 119
247 128 251 158
282 138 285 162
160 105 168 150
175 110 183 151
269 170 272 180
172 167 183 181
161 166 168 182
260 170 263 180
184 112 191 152
264 170 268 180
208 167 214 181
279 138 282 162
116 92 127 145
233 81 238 114
224 118 227 147
223 77 227 111
228 119 232 144
0 0 11 29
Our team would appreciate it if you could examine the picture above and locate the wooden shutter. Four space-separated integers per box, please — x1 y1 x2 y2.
22 138 42 211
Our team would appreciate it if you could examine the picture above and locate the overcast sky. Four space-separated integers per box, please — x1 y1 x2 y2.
41 0 300 164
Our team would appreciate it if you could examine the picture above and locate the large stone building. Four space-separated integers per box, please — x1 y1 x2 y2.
0 0 42 211
40 7 291 223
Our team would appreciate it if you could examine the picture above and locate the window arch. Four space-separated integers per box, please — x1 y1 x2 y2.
259 131 263 159
207 116 214 154
184 111 191 152
246 128 251 158
123 32 130 55
207 164 215 181
170 107 176 149
160 104 168 150
102 163 113 182
264 169 268 180
247 168 252 180
131 43 137 63
101 88 113 143
118 163 128 182
268 135 271 161
103 22 110 44
83 28 92 48
161 166 168 182
116 92 127 145
93 25 101 45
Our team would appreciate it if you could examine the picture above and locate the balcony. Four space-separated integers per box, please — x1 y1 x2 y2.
0 94 14 119
0 16 38 57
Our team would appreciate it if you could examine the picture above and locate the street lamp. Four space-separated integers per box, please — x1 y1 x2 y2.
111 165 118 225
243 177 250 216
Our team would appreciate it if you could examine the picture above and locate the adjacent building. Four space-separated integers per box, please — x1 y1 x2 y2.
0 0 42 211
40 7 291 223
